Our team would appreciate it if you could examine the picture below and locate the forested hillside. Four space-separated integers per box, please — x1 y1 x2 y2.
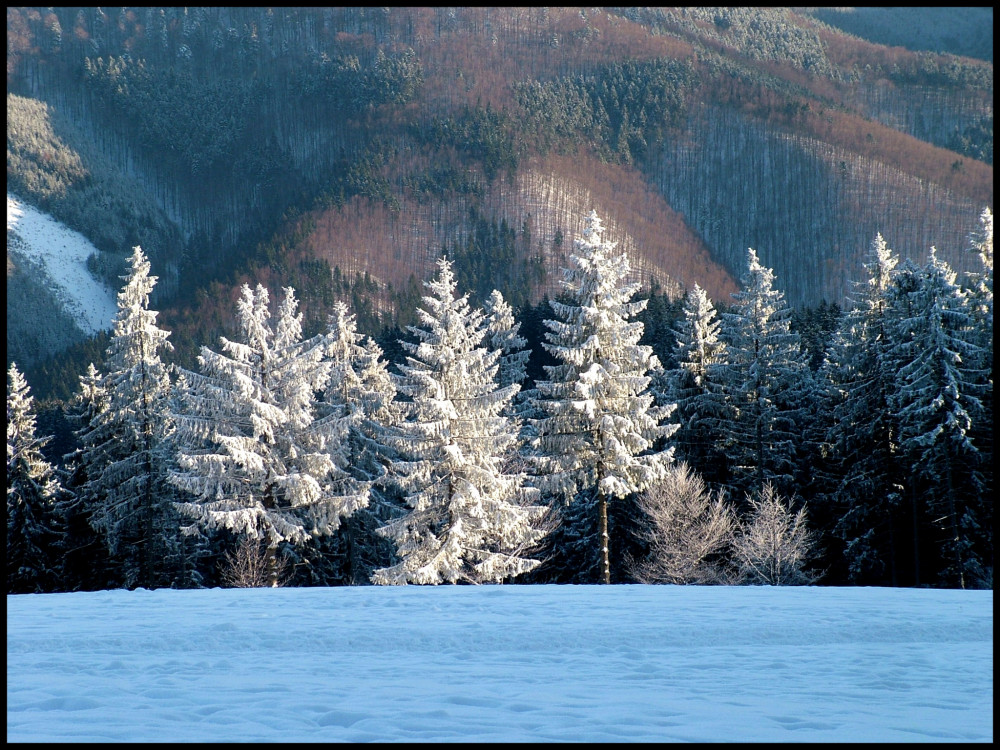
7 7 992 384
5 9 994 593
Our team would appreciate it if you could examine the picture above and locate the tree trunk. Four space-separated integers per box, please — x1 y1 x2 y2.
888 522 898 588
911 485 921 587
599 491 610 584
267 542 280 588
945 461 965 589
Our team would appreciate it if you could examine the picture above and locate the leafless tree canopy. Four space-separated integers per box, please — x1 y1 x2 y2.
731 482 819 586
631 462 735 584
219 538 290 588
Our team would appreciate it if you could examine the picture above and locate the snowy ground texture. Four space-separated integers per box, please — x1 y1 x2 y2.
7 193 117 335
6 585 993 743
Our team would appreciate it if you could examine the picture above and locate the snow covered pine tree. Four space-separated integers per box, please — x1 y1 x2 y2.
372 259 549 585
716 248 807 502
532 210 677 584
312 301 400 584
665 283 731 488
890 249 988 589
823 234 907 584
7 363 65 593
75 246 180 589
170 284 368 587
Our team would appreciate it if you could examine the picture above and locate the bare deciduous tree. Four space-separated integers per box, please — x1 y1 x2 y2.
731 483 819 585
219 537 290 588
630 462 735 585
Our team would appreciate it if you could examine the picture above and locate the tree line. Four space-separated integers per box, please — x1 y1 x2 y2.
8 208 993 593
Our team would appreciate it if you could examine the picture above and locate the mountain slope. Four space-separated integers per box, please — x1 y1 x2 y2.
5 7 993 392
7 193 117 367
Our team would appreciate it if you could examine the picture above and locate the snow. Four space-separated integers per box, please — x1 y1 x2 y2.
7 193 117 335
6 584 993 743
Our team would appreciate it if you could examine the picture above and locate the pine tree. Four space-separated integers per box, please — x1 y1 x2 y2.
964 208 993 579
665 283 731 488
966 208 993 336
76 246 179 589
307 302 399 585
890 249 988 588
824 234 907 584
7 363 65 593
61 363 116 591
372 258 549 585
170 284 368 587
531 210 677 584
483 289 530 392
716 248 806 501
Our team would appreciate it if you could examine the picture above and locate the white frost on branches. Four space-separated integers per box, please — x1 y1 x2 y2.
170 284 368 569
372 259 548 585
77 246 177 588
531 210 677 583
533 209 677 501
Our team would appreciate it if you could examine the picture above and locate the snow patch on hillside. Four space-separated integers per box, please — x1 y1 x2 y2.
7 193 117 336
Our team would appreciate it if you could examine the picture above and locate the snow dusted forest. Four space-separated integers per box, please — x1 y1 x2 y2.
6 8 994 595
8 206 994 593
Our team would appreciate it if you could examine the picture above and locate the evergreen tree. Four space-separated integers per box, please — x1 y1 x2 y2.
531 210 677 584
665 283 732 488
483 289 530 392
824 234 907 584
76 246 179 589
890 249 988 588
305 302 399 585
61 363 116 591
170 285 368 587
964 208 993 577
372 258 549 585
7 363 65 593
716 248 806 501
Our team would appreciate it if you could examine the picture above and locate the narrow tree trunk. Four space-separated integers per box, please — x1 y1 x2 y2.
599 492 610 584
888 522 898 588
267 542 280 588
945 462 965 590
911 485 920 587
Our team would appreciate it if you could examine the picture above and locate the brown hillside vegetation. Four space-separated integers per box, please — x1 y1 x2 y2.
807 107 992 207
377 7 695 115
493 153 738 301
685 39 992 209
297 150 738 315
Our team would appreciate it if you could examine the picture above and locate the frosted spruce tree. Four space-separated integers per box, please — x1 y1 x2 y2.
823 234 907 584
310 301 400 585
532 210 677 584
965 207 993 339
61 363 117 590
76 246 180 589
665 283 732 488
483 289 530 393
170 284 368 587
964 208 993 532
890 249 988 589
7 363 65 593
716 248 807 501
372 258 549 585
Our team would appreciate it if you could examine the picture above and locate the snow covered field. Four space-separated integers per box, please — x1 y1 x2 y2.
6 584 993 743
7 192 117 335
